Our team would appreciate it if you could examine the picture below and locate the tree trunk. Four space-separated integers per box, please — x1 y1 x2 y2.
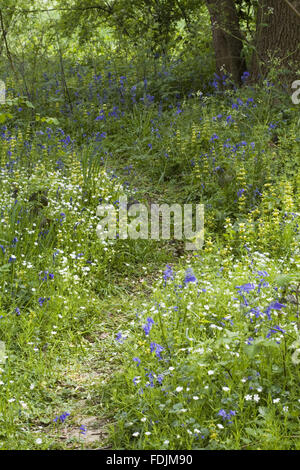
0 6 15 57
251 0 300 80
206 0 246 84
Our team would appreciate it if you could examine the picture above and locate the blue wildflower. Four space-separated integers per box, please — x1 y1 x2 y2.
184 268 197 284
115 332 124 343
150 342 164 360
209 133 219 142
265 301 286 320
38 297 50 307
266 325 285 338
79 425 87 435
143 317 155 336
236 283 255 293
218 409 236 423
241 71 250 82
54 412 70 423
157 374 163 384
163 265 174 285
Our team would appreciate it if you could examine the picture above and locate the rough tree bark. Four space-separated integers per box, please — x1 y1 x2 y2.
251 0 300 80
205 0 246 84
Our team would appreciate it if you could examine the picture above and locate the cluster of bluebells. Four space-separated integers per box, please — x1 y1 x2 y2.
40 271 54 282
143 317 155 336
53 412 70 424
218 409 236 424
0 58 298 450
150 342 164 360
235 275 287 343
38 297 50 307
163 265 174 286
79 425 87 435
184 268 197 285
266 325 285 339
115 332 126 343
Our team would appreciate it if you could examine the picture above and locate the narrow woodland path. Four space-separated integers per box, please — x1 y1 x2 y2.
41 171 185 449
46 266 178 449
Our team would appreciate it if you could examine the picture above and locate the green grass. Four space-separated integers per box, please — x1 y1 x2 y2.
0 56 299 449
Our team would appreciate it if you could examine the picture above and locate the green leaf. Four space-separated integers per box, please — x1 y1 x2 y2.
258 406 269 418
0 113 12 123
245 427 259 437
0 264 10 273
274 273 299 287
25 100 35 109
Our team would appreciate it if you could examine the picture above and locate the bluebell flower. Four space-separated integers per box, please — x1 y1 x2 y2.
209 133 219 142
266 325 285 338
248 307 263 319
54 412 70 423
218 409 227 419
79 425 87 435
236 283 255 307
157 374 163 384
265 302 286 320
115 332 124 343
218 409 236 423
95 112 106 121
163 265 174 286
11 237 18 246
184 268 197 284
241 71 250 82
38 297 50 307
145 371 155 387
143 317 155 336
236 283 255 293
257 278 268 294
150 342 164 360
256 270 268 278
